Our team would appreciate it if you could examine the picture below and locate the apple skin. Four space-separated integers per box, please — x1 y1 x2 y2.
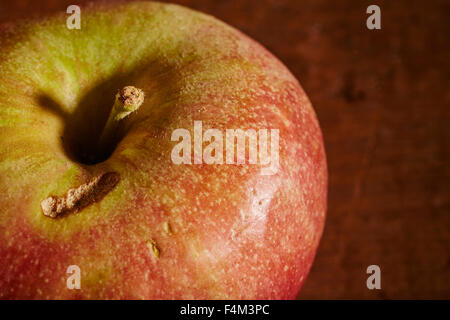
0 2 327 299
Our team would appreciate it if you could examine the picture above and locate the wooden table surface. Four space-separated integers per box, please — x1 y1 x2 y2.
1 0 449 299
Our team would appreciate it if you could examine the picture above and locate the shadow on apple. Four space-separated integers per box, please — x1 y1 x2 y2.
33 56 177 165
36 71 140 164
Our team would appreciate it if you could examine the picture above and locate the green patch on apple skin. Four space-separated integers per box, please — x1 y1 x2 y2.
0 1 259 116
0 152 67 229
0 3 223 111
0 109 31 127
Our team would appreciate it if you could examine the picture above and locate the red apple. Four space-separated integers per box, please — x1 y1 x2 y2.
0 2 327 299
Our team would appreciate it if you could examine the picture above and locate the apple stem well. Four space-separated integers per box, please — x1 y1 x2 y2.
40 87 143 218
98 86 145 155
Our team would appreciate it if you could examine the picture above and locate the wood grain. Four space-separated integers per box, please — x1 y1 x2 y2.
1 0 449 299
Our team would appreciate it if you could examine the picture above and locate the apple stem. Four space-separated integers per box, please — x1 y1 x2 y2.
98 86 144 154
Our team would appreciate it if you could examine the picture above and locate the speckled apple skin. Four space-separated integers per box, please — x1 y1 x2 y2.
0 2 327 299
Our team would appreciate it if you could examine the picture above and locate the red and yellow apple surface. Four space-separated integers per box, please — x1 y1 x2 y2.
0 2 327 299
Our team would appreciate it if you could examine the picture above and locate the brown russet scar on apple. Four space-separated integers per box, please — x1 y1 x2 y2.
41 172 120 218
147 239 160 258
164 221 172 235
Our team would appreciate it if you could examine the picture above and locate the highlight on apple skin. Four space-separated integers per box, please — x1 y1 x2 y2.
0 1 327 299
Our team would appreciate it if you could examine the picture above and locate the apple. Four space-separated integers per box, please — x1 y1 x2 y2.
0 1 327 299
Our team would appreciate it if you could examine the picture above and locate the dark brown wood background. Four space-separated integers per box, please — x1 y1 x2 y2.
1 0 449 299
